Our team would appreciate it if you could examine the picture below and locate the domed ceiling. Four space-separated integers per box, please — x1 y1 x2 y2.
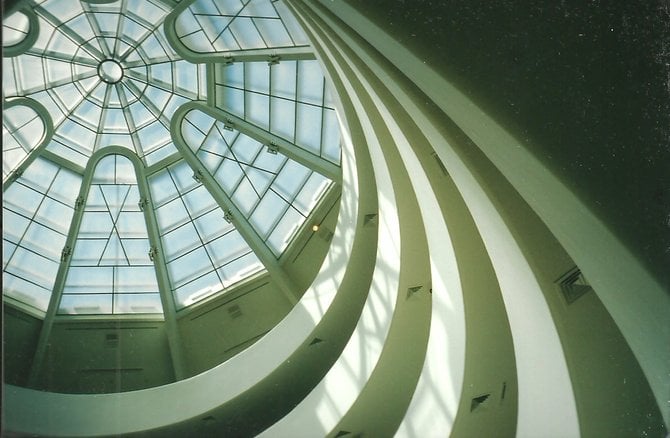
2 0 341 316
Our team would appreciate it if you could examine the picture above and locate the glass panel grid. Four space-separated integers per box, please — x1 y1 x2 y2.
182 108 328 257
175 0 308 54
149 160 263 308
2 103 45 179
2 0 341 314
2 158 81 312
59 155 162 315
216 60 341 165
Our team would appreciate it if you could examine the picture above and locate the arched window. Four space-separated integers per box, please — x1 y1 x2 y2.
2 9 38 56
59 154 162 315
3 101 47 179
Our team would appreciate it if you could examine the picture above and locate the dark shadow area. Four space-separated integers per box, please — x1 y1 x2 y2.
346 0 670 290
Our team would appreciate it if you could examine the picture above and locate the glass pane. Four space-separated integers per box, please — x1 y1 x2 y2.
167 246 212 287
255 18 293 47
192 209 233 242
156 197 191 232
3 183 43 217
59 294 113 315
70 240 108 265
206 231 248 266
232 177 260 216
5 247 60 291
21 222 66 261
63 267 113 294
297 61 325 105
267 207 305 255
271 61 297 99
273 160 310 199
2 210 31 244
182 185 217 218
295 103 322 155
174 270 222 308
250 189 287 238
293 173 330 215
270 97 296 140
3 273 52 312
246 92 270 130
3 11 30 47
246 63 269 94
3 241 17 268
115 266 159 293
322 109 341 164
114 293 162 314
218 251 263 287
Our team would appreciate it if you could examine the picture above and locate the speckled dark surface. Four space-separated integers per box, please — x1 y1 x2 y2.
345 0 670 289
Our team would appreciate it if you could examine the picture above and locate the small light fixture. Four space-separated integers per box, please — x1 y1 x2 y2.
312 224 320 232
148 246 158 261
266 142 278 154
75 195 85 210
61 246 72 262
137 197 149 211
223 119 235 131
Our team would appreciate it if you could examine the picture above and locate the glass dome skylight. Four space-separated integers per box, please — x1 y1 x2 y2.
2 0 341 316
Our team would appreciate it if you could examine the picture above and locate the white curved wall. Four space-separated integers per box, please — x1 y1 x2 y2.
310 0 669 430
260 13 404 434
292 3 578 436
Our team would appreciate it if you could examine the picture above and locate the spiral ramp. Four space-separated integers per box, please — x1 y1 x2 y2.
3 1 668 437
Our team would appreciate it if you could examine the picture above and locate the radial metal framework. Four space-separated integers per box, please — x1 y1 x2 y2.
2 0 342 320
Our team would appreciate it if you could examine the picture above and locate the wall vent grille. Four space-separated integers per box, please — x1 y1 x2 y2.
470 393 491 412
104 333 118 348
317 227 334 242
557 266 592 304
406 285 423 300
363 213 378 227
228 304 242 319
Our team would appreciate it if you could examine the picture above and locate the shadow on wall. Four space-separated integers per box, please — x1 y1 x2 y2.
344 0 670 291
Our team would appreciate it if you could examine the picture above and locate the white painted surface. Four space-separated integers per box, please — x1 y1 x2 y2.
260 10 402 434
316 0 668 429
310 2 580 436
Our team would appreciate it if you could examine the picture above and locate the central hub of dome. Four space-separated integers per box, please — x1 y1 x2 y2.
98 59 123 83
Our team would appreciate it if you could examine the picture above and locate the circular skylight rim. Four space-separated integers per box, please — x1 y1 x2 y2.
97 59 124 83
